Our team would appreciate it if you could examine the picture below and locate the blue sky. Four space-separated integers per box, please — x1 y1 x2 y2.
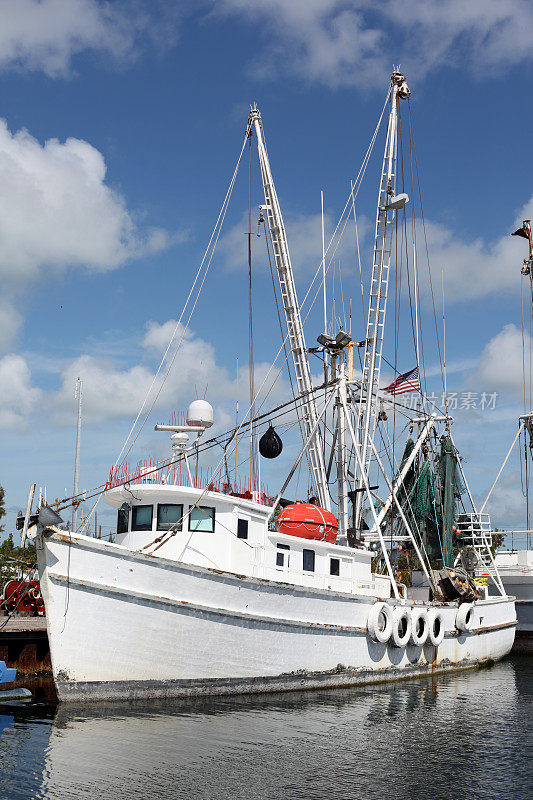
1 0 533 540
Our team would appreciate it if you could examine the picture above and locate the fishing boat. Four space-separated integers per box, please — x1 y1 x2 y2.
493 547 532 651
28 70 515 702
486 220 533 652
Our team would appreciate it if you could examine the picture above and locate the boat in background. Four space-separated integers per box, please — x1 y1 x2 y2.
483 221 533 652
0 659 32 702
494 547 533 652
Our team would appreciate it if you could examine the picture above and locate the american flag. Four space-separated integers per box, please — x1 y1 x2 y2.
383 366 421 395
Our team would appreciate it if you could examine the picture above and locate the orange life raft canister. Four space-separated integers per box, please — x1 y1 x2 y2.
276 503 338 543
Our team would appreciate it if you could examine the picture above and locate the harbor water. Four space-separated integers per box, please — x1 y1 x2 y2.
1 656 532 800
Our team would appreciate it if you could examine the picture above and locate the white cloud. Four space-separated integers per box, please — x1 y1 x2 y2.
2 1 532 88
142 319 183 354
413 194 533 304
218 0 385 88
389 0 533 78
0 119 175 287
51 319 289 425
473 323 530 399
0 0 181 78
219 209 366 278
221 192 529 310
477 471 527 530
0 300 22 352
52 354 155 425
219 0 533 88
0 354 41 429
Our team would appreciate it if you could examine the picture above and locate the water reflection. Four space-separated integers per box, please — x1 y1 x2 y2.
1 658 532 800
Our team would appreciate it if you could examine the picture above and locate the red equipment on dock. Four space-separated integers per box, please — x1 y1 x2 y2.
1 580 44 615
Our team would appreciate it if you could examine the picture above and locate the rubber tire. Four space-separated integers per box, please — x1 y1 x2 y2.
456 602 475 632
428 609 445 646
410 608 429 646
391 607 412 647
367 601 394 643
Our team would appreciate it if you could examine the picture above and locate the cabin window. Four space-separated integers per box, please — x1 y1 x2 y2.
237 519 249 539
303 549 315 572
157 503 183 532
276 543 290 567
131 505 153 532
330 558 340 576
117 508 129 534
188 506 215 532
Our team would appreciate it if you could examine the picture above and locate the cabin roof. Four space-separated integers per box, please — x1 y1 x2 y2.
103 483 273 515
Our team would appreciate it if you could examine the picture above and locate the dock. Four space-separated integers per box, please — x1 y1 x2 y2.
0 616 51 675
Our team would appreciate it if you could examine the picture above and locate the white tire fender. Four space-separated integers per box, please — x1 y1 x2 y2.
410 608 430 646
391 607 412 648
367 601 394 643
428 609 445 646
456 602 475 632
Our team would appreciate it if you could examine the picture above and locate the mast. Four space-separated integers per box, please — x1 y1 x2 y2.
249 107 330 510
354 70 410 529
336 362 349 538
247 134 257 494
72 377 82 532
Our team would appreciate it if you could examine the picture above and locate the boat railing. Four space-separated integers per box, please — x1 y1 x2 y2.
105 460 273 506
455 512 493 551
454 512 509 592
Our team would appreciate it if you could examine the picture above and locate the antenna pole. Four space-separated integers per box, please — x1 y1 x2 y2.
72 377 82 532
442 270 450 427
20 483 36 548
321 190 327 333
235 357 239 486
336 361 349 538
321 190 329 459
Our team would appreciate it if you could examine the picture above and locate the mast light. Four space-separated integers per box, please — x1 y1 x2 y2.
384 192 409 211
317 330 352 350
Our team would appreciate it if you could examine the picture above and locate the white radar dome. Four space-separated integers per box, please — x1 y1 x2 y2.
186 399 214 428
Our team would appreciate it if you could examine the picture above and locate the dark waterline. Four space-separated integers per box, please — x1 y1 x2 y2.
1 656 532 800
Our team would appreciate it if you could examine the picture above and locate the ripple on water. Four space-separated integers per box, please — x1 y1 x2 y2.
1 656 532 800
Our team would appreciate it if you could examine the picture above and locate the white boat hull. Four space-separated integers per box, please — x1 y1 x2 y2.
37 530 517 702
493 551 533 652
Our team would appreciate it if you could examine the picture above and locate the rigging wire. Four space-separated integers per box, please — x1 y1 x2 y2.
261 215 312 479
53 86 394 527
52 379 338 512
127 89 391 517
114 129 251 471
407 99 446 403
351 178 366 323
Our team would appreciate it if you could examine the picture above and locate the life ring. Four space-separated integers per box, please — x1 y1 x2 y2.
410 608 429 646
367 601 394 643
428 609 445 646
456 602 475 632
391 607 412 648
